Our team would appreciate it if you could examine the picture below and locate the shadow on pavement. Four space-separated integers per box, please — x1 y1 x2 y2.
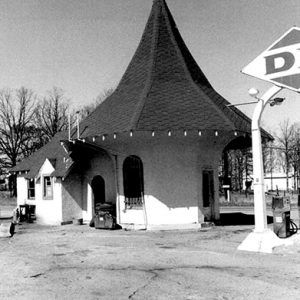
219 213 273 226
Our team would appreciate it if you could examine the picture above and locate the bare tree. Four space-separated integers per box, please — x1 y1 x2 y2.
290 124 300 191
0 87 37 169
226 148 252 192
263 142 275 191
276 119 295 191
34 87 70 141
0 88 40 196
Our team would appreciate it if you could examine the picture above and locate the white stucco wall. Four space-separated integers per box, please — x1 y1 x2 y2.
61 172 83 222
14 159 61 225
80 151 116 222
17 159 62 225
105 134 225 228
16 177 28 206
34 159 62 225
16 159 63 225
83 183 92 222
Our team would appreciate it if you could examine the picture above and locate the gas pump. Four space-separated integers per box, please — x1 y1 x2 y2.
272 196 297 238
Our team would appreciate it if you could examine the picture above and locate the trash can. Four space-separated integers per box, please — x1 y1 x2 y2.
94 211 115 229
272 196 291 238
94 203 115 229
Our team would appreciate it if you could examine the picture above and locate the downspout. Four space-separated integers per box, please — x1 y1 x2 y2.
139 160 148 230
142 192 148 230
114 155 121 225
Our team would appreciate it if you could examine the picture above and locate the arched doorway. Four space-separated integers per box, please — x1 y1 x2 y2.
91 175 105 213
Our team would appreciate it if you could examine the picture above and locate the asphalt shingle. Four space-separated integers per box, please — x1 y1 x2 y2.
11 132 71 177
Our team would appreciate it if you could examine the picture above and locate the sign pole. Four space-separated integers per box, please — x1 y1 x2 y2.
251 85 282 232
238 85 292 253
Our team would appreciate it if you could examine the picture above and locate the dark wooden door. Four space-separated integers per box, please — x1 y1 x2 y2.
202 170 215 220
91 176 105 213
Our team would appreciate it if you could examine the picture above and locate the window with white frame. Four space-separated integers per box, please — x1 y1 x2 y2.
43 176 53 199
27 179 35 199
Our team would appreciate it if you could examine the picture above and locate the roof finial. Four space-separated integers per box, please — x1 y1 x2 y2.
153 0 167 5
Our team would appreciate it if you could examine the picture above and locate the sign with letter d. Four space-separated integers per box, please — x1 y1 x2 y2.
242 27 300 92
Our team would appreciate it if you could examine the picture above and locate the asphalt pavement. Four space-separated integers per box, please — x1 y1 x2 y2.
0 219 300 299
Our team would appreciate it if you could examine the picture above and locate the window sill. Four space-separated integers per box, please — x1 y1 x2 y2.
125 205 143 210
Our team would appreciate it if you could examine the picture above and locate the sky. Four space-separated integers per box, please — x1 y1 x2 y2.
0 0 300 133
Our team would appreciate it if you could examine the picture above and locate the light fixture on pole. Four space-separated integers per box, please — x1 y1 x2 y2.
269 97 285 107
247 88 285 107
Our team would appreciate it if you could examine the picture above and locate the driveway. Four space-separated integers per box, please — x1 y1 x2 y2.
1 222 300 299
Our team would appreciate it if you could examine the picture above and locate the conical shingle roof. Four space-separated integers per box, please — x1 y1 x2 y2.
79 0 265 138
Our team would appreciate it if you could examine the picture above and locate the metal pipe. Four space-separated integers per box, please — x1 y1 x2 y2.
251 85 282 232
227 101 258 107
68 114 71 140
76 112 80 139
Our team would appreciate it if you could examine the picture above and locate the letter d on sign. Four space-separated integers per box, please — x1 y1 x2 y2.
265 52 295 75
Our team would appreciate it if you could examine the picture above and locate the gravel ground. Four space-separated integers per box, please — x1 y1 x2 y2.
0 221 300 300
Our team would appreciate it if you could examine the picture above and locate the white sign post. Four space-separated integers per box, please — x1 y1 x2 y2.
238 27 300 253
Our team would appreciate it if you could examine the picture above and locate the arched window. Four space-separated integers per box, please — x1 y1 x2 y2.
123 156 144 208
